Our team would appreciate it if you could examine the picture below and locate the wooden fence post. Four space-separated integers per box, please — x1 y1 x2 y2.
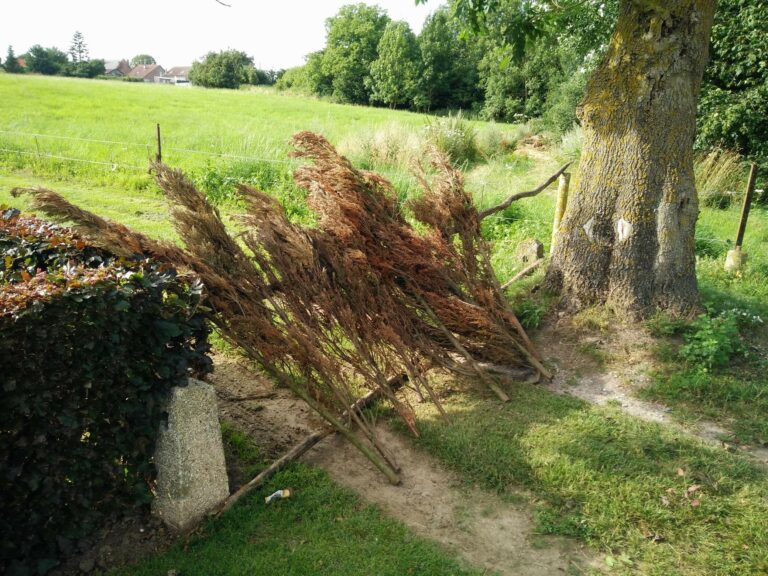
155 123 162 163
725 163 758 272
550 172 570 254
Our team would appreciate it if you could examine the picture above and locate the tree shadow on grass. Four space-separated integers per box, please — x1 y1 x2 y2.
397 382 768 575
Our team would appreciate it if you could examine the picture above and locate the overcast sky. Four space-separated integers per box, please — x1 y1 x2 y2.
1 0 445 70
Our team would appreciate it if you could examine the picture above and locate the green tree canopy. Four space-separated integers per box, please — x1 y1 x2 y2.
26 45 69 75
697 0 768 167
68 31 88 64
3 46 22 73
417 8 482 111
130 54 156 67
322 3 391 103
189 50 254 89
369 21 421 108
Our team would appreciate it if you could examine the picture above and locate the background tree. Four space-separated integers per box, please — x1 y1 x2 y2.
416 8 481 111
368 21 421 108
68 31 88 64
3 46 22 73
130 54 156 67
697 0 768 172
189 49 253 89
70 59 105 78
26 45 69 75
321 3 390 103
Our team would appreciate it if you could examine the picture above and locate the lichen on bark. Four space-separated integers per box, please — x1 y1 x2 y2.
545 0 716 319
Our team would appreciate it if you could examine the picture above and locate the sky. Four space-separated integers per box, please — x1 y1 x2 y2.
1 0 445 70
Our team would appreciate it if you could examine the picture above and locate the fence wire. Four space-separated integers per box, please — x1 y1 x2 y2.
0 127 419 188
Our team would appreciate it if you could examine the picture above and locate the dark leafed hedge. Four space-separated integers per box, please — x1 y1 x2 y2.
0 212 211 575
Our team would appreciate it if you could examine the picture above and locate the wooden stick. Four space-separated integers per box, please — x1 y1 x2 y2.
218 391 278 402
735 163 758 248
550 172 570 254
218 431 326 514
478 162 572 221
215 374 409 514
501 258 544 290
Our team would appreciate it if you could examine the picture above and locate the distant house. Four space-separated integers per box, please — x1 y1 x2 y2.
16 57 27 69
127 64 165 82
158 66 192 84
104 59 131 77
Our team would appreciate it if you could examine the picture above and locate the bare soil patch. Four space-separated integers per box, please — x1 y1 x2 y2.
535 317 768 465
208 354 595 576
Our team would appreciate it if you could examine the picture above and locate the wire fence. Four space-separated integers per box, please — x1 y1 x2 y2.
0 126 419 187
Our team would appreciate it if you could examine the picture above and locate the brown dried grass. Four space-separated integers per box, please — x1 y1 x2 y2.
14 132 543 482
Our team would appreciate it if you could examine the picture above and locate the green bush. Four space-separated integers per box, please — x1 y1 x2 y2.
423 112 479 166
190 160 310 223
680 311 742 370
0 214 211 575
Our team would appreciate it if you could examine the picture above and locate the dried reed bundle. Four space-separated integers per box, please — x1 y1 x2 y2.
14 132 549 483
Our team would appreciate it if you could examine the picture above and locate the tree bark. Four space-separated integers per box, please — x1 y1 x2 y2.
545 0 716 319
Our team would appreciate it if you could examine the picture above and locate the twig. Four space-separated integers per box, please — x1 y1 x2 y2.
501 258 544 290
478 162 572 220
218 391 278 402
214 0 232 6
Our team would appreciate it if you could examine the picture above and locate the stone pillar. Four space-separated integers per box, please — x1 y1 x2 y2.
152 378 229 531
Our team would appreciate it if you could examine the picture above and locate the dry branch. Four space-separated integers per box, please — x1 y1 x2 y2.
501 258 545 290
478 162 572 220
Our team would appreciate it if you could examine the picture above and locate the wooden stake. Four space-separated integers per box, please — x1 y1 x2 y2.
155 123 162 163
735 163 758 248
501 258 544 290
550 172 570 254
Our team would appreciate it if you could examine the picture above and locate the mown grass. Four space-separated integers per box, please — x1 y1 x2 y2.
640 204 768 445
394 384 768 576
114 464 481 576
0 75 523 201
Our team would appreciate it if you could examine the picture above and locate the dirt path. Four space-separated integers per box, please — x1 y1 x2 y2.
536 322 768 466
207 354 595 576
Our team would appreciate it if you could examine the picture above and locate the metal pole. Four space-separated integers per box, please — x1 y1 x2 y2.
735 163 757 248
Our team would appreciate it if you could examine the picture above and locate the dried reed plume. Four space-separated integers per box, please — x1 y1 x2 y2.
14 132 550 483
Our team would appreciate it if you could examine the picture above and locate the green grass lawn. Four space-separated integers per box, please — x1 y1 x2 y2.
640 204 768 445
115 463 480 576
393 383 768 576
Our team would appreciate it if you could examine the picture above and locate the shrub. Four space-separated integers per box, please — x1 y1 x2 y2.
423 112 480 166
680 311 742 370
190 161 311 223
0 213 210 574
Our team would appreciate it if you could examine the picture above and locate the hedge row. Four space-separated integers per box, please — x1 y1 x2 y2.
0 211 211 575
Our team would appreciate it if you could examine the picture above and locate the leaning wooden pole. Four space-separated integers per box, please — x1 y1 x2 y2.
550 172 570 254
725 163 758 272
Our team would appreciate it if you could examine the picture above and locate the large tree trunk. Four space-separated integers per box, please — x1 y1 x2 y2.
546 0 716 319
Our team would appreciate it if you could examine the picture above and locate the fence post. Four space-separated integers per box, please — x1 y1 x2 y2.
725 163 758 272
550 172 570 254
156 123 162 163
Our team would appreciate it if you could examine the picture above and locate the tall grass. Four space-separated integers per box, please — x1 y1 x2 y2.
695 148 748 208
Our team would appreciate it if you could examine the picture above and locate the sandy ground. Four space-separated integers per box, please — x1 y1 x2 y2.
536 319 768 466
208 354 595 576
